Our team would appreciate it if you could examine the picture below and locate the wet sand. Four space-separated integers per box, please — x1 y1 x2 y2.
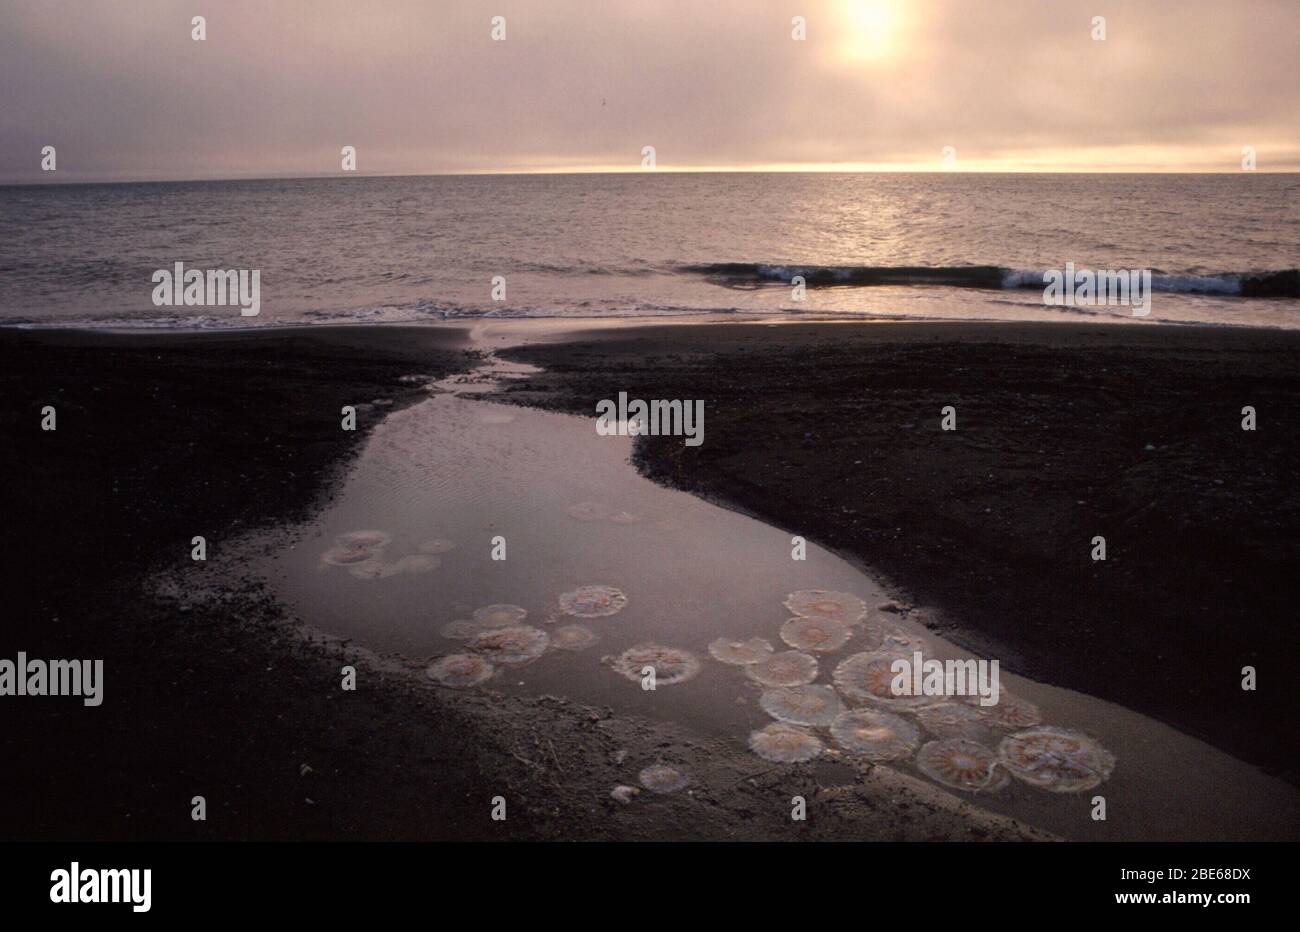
0 324 1045 841
500 320 1300 784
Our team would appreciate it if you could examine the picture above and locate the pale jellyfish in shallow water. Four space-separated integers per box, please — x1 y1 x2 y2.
638 764 690 794
760 685 845 727
966 691 1042 730
746 651 818 688
320 545 379 567
708 637 775 665
559 585 628 618
915 702 993 742
997 726 1115 793
440 620 482 640
829 709 919 761
321 529 392 567
783 590 868 623
473 604 528 627
779 616 853 653
607 644 701 686
917 739 1008 792
749 723 824 763
832 651 930 708
335 530 393 549
550 624 599 651
470 625 550 665
426 653 496 688
348 560 404 580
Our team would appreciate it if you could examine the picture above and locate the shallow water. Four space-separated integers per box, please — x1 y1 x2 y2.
256 333 1298 841
4 174 1298 330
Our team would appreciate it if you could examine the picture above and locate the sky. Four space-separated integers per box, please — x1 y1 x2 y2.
1 0 1297 182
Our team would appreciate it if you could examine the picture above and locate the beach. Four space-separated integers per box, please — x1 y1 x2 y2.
2 320 1296 842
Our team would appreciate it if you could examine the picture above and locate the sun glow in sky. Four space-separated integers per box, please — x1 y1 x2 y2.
838 0 903 64
1 0 1297 181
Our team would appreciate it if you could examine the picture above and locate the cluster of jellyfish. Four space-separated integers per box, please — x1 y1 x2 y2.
422 577 1114 798
320 530 452 580
425 584 631 689
712 590 1115 795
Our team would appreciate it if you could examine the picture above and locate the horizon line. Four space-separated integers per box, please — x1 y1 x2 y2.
5 166 1297 187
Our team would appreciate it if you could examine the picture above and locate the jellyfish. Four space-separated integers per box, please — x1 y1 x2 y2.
473 604 528 627
746 651 818 688
566 501 610 522
638 764 690 794
426 653 495 688
760 685 846 727
966 692 1042 730
997 726 1115 793
779 616 853 653
608 644 701 686
417 538 457 554
320 545 380 567
915 702 993 742
550 624 599 651
348 560 404 580
783 590 868 623
559 585 628 618
708 637 775 666
748 723 824 763
321 529 392 567
470 625 550 665
391 554 440 574
608 511 643 525
829 709 920 761
916 739 1008 792
440 619 482 640
335 530 393 549
832 651 929 708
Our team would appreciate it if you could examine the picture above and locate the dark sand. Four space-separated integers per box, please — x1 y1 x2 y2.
501 321 1300 781
0 324 1049 841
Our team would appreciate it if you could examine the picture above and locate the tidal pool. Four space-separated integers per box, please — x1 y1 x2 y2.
255 339 1299 842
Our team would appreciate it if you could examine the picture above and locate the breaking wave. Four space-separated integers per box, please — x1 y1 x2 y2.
683 262 1300 297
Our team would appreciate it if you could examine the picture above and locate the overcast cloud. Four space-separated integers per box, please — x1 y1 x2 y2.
1 0 1296 181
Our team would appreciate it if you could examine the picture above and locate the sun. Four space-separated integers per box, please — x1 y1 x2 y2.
838 0 902 64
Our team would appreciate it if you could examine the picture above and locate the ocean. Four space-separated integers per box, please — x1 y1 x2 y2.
1 172 1297 330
